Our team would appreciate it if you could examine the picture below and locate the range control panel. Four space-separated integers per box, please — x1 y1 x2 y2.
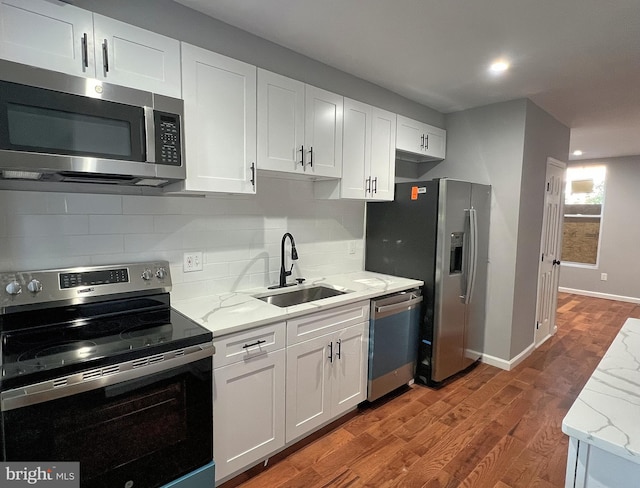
1 261 171 311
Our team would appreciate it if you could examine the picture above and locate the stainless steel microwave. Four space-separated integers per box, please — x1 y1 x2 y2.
0 59 185 187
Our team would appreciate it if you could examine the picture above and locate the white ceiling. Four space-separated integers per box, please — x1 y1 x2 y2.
176 0 640 161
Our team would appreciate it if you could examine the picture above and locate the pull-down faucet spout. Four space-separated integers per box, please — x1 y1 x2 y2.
277 233 298 288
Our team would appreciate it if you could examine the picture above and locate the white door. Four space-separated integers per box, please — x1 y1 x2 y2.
395 115 424 154
213 350 285 481
341 98 371 199
304 85 343 178
180 43 256 194
92 15 181 97
0 0 94 76
332 322 367 416
535 158 566 346
285 334 332 443
257 69 305 173
369 107 396 201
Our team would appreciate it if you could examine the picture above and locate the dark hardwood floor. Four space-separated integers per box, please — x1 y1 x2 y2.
227 293 640 488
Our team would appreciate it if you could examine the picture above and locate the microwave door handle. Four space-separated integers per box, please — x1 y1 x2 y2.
144 107 156 163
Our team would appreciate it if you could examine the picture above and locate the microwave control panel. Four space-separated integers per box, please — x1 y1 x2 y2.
154 112 182 166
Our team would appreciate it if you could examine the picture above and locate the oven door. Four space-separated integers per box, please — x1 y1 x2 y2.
1 352 213 488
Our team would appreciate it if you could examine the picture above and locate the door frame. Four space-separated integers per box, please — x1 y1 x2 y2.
534 157 566 347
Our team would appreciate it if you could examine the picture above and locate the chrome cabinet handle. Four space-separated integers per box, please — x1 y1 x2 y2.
328 342 333 363
308 146 313 167
372 177 378 194
420 134 425 149
424 134 429 149
242 339 266 349
81 33 89 69
250 162 256 189
299 145 305 166
336 339 341 360
365 177 371 194
102 39 109 74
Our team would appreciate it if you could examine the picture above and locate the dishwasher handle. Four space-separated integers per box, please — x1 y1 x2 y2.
374 295 423 315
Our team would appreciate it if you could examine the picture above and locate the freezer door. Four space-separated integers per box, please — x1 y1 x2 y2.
463 183 491 368
432 179 471 382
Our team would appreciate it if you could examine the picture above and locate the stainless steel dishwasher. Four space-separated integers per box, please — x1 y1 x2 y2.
367 289 423 401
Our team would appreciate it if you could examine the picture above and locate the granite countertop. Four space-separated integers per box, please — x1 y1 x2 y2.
172 271 423 337
562 317 640 464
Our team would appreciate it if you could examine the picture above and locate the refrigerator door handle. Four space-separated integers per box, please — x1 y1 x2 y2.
464 208 479 305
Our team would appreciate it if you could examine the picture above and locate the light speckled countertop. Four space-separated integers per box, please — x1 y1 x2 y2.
172 271 423 337
562 317 640 464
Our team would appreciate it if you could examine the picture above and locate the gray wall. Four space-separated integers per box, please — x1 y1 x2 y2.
416 99 528 361
511 101 570 356
72 0 444 127
560 156 640 300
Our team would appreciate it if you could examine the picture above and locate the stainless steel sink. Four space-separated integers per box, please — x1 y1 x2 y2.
255 285 347 307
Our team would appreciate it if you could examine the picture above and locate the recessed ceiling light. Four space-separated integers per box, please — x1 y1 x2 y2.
489 60 510 73
573 150 583 156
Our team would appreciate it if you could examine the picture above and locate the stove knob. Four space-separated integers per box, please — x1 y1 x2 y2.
141 269 153 281
27 279 42 293
5 280 22 295
156 267 168 280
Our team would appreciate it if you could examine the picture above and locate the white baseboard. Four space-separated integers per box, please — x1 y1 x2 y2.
559 287 640 304
481 342 535 371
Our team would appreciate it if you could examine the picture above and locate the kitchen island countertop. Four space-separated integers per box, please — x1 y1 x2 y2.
172 271 423 337
562 317 640 464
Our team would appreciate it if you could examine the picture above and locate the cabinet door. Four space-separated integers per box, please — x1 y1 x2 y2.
214 349 285 482
304 85 343 178
0 0 94 77
285 334 332 443
257 69 305 173
180 43 257 194
92 14 181 98
369 107 396 201
423 125 446 159
332 322 367 416
396 115 424 154
341 98 370 199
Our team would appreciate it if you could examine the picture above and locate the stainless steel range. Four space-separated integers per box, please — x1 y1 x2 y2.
0 261 215 488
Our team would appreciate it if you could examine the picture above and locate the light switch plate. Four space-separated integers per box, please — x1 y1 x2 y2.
183 252 203 272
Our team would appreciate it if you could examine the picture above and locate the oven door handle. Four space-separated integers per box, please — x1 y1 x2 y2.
1 343 214 412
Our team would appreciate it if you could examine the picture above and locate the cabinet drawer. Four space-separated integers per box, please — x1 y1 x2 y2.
214 322 286 368
287 301 369 345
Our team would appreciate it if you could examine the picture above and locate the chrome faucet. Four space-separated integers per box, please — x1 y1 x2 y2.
276 232 298 288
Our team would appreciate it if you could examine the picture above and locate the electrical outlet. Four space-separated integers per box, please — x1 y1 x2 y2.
183 252 203 272
600 273 608 281
348 241 357 255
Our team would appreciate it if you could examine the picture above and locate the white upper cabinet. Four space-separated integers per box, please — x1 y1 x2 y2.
0 0 181 97
257 69 305 173
339 98 396 201
257 69 343 179
170 42 257 194
396 114 446 161
92 14 181 97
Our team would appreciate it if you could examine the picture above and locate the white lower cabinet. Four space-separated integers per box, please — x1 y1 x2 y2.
213 302 369 482
285 301 369 443
213 323 286 483
285 322 367 443
565 437 640 488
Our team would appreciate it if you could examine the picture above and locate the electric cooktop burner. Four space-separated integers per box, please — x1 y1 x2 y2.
0 261 213 391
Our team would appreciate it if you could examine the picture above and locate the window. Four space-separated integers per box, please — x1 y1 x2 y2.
561 165 606 266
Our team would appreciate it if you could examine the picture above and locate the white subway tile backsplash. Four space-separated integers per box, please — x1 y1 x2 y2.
47 193 123 215
90 215 154 234
6 215 89 237
1 179 366 297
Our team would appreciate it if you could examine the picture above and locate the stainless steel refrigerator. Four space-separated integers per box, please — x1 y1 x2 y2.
365 178 490 385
